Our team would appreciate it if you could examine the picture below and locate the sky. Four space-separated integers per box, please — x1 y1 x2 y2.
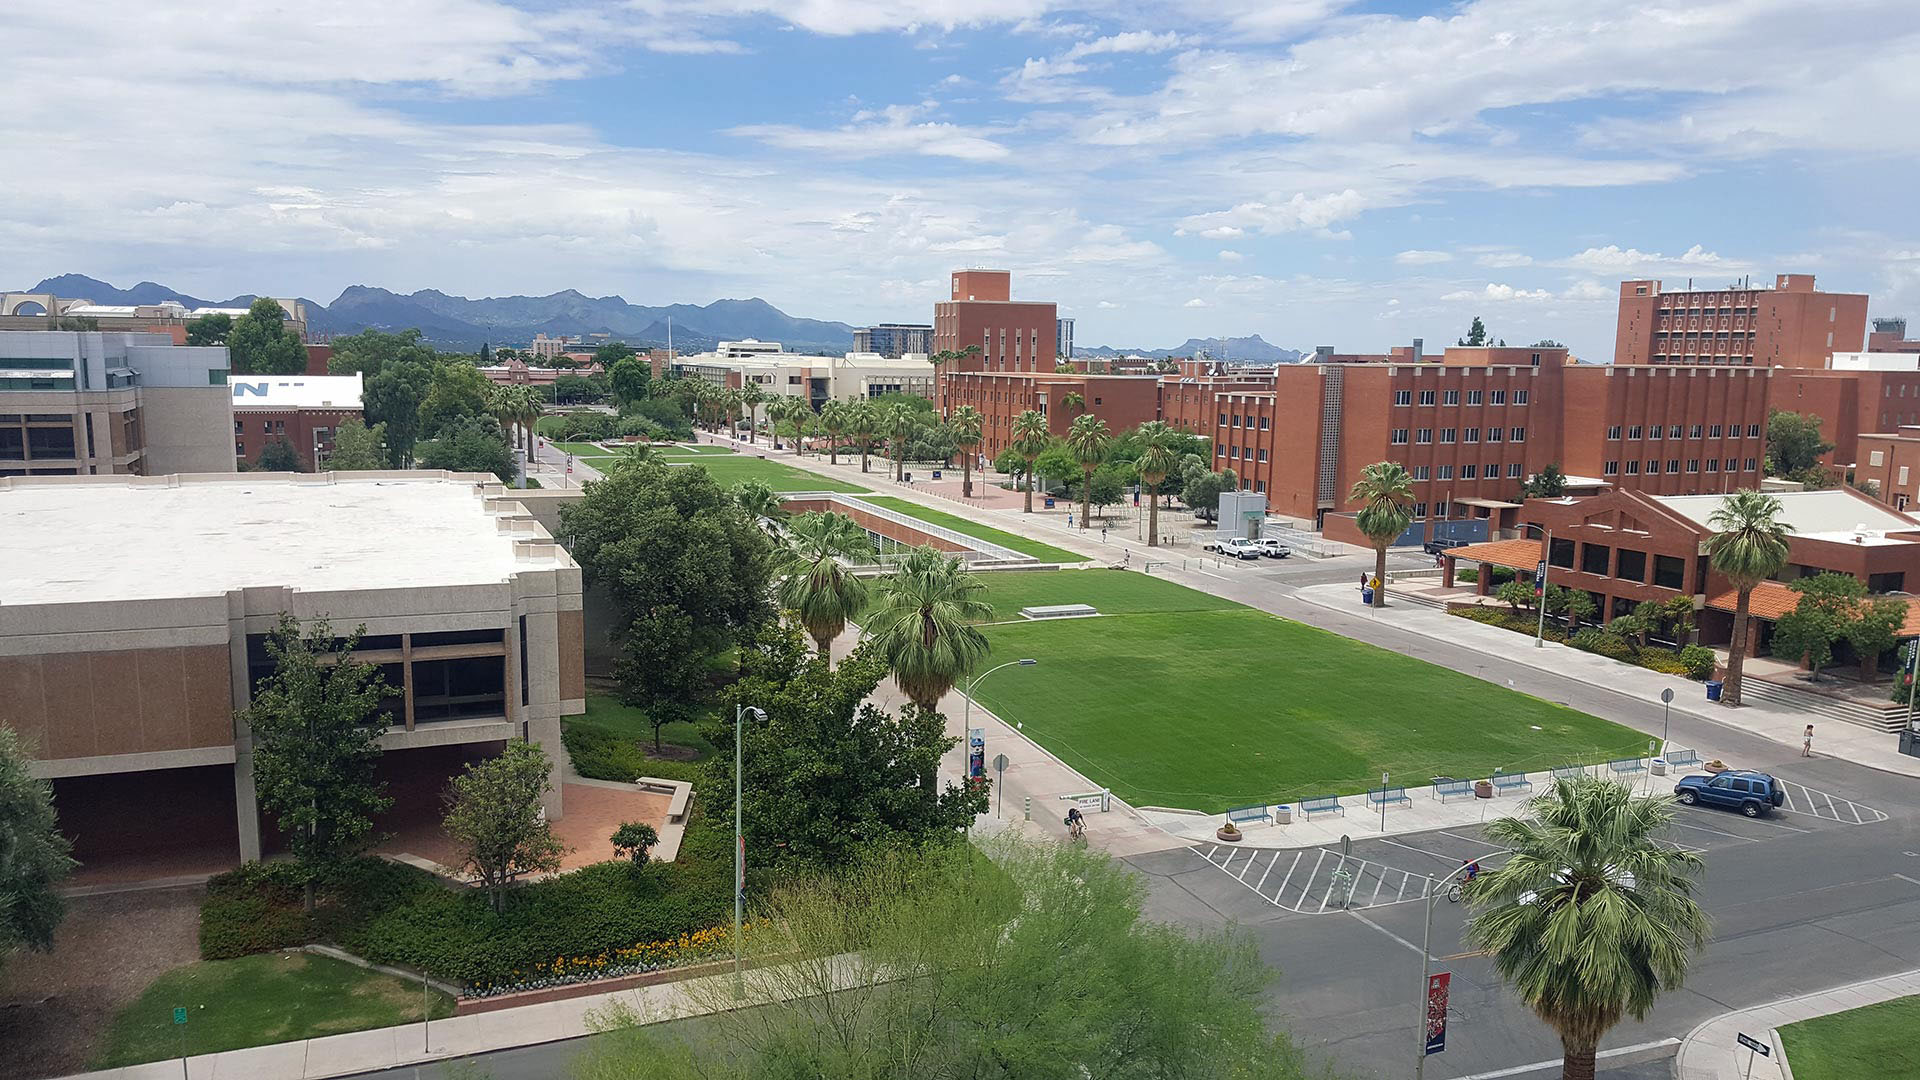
2 0 1916 358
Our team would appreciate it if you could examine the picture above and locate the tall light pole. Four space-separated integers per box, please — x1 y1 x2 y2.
1414 860 1480 1080
963 658 1039 732
734 703 766 999
1520 522 1554 648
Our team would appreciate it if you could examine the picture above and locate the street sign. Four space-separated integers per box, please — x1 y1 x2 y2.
1736 1033 1770 1056
992 753 1009 772
1340 834 1351 858
1424 973 1451 1055
172 1007 187 1025
1661 688 1675 704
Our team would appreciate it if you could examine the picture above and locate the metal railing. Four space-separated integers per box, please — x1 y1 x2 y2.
1259 521 1342 558
826 495 1031 563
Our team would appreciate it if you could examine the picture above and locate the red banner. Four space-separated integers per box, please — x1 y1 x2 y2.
1425 972 1451 1055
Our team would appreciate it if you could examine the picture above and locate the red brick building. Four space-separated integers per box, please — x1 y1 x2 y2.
932 270 1057 410
1614 273 1867 367
229 374 364 469
943 371 1162 458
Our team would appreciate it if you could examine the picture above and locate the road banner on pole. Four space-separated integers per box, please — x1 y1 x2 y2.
1424 973 1451 1055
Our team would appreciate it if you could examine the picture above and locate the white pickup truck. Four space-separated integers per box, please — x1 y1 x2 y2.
1204 536 1264 560
1253 538 1292 559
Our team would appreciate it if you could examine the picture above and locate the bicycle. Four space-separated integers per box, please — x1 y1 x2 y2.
1066 816 1087 842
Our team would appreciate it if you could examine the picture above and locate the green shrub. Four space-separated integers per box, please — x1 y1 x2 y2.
1455 568 1478 583
1678 645 1716 681
1570 628 1635 661
200 862 311 959
561 724 653 782
559 412 617 441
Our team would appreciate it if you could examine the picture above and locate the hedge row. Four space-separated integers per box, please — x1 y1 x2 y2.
1452 606 1714 680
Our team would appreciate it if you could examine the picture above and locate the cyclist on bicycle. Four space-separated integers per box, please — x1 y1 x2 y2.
1065 806 1086 839
1462 858 1481 884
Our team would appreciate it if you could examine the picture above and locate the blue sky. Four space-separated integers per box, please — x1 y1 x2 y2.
3 0 1916 357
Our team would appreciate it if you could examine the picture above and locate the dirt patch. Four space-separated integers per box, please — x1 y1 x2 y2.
0 885 204 1079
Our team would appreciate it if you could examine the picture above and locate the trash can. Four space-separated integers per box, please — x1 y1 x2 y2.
932 469 942 480
1651 758 1667 777
1275 805 1293 824
1044 497 1056 509
1361 587 1375 605
1706 680 1724 702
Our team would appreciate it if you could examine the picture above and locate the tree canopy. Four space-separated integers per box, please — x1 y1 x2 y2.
414 415 516 482
226 298 307 375
0 726 76 973
609 356 651 407
1459 315 1490 347
324 420 386 471
254 439 304 472
1765 409 1835 487
443 740 566 912
185 312 231 346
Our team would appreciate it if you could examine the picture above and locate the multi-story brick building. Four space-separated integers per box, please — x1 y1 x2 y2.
1868 318 1920 354
932 270 1057 410
1614 274 1867 367
943 371 1161 458
228 373 365 469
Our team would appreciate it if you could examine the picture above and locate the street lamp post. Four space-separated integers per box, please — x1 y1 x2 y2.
1414 860 1481 1080
963 658 1039 734
1520 522 1554 649
734 703 766 999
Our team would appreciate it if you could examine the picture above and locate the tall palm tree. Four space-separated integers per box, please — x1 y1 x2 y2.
846 399 878 473
515 385 543 453
734 479 786 532
949 405 984 498
818 400 848 466
1707 490 1792 707
865 546 993 715
740 383 766 445
610 442 656 472
1466 776 1709 1080
723 388 745 440
482 383 515 446
1061 391 1086 419
1135 420 1179 547
1349 460 1414 608
1065 413 1111 530
1010 409 1051 514
776 511 876 663
883 402 917 482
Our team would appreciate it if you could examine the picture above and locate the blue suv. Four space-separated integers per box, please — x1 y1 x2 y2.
1673 770 1787 817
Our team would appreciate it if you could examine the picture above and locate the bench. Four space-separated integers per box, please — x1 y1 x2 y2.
636 777 693 823
1431 778 1476 802
1551 764 1588 781
1225 804 1271 827
1607 757 1647 778
1492 770 1533 796
1299 794 1344 818
1366 786 1412 809
1665 747 1702 769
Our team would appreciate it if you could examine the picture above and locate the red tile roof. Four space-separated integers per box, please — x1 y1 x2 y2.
1443 538 1545 571
1706 581 1920 636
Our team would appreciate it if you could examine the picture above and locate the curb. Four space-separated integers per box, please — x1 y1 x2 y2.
1673 968 1920 1079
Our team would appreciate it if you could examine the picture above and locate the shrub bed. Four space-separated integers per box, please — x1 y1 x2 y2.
1451 606 1712 680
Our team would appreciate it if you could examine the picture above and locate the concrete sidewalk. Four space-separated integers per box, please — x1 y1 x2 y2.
1293 582 1920 780
1676 969 1920 1079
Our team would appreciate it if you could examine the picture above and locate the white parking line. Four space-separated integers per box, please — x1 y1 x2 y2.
1667 818 1763 843
1255 851 1278 891
1294 850 1328 909
1236 850 1259 881
1272 851 1303 903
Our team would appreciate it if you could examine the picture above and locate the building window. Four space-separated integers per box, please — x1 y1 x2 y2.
1629 425 1643 440
1395 390 1412 406
1232 414 1242 427
1436 465 1454 480
1507 462 1523 478
1229 446 1240 459
1607 425 1622 440
1391 428 1409 445
1415 501 1428 518
1513 390 1529 405
1748 424 1761 437
1259 417 1270 430
1616 549 1647 582
1417 428 1433 444
1646 460 1660 474
1603 460 1619 476
1745 457 1758 471
1219 413 1227 427
1491 390 1508 405
1690 425 1704 438
1413 465 1430 480
1255 480 1265 493
234 420 243 435
1581 543 1611 576
1510 427 1524 442
1440 428 1456 444
1217 442 1227 458
1687 459 1700 473
1487 427 1502 442
1625 460 1640 475
1257 449 1268 462
1653 555 1685 590
1666 459 1680 473
1466 390 1482 405
1549 537 1576 568
1705 459 1718 472
1466 427 1482 443
1419 390 1436 406
1443 390 1459 405
1460 464 1477 479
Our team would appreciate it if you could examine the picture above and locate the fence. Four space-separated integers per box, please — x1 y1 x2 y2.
1260 521 1343 558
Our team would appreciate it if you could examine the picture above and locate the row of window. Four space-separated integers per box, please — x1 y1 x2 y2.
1220 413 1272 430
1390 427 1526 445
1393 389 1530 407
1408 463 1525 481
1600 458 1759 476
1220 445 1269 463
1606 423 1761 440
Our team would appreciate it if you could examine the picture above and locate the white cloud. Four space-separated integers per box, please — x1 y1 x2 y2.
1561 280 1614 301
731 104 1009 160
1096 300 1122 309
1183 297 1210 307
1218 249 1244 262
1179 189 1371 236
1394 249 1451 265
1442 283 1553 302
1560 244 1741 274
1476 252 1534 268
1062 31 1183 60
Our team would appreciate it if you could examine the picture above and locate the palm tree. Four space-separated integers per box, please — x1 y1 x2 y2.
1349 461 1414 608
818 400 849 465
515 385 544 453
723 388 745 440
775 511 876 663
1707 490 1793 707
949 405 984 499
1010 410 1051 514
882 402 917 482
1135 420 1179 547
740 382 766 445
610 442 656 472
864 546 993 713
734 479 786 532
1065 414 1111 529
846 400 878 473
1466 776 1709 1080
1061 391 1086 419
483 383 515 446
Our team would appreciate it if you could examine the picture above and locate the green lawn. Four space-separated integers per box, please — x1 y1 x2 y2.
667 454 868 493
553 440 612 456
964 571 1647 811
93 951 453 1068
1780 996 1920 1079
574 691 717 757
853 497 1084 563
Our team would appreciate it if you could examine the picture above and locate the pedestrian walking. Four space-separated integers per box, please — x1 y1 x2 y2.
1067 511 1075 528
1359 572 1368 592
1803 723 1814 757
1101 525 1109 543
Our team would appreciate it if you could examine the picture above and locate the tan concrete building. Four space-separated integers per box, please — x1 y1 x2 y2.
1 331 235 476
0 472 586 874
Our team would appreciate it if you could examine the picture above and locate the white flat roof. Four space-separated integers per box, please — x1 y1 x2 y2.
229 373 363 409
0 475 564 606
1654 489 1920 539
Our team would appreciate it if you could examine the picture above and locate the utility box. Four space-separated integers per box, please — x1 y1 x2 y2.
1217 491 1269 541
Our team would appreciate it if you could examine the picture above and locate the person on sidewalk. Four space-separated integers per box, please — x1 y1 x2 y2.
1803 723 1815 757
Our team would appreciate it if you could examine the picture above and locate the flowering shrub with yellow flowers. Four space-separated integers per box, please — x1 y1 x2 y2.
467 921 765 997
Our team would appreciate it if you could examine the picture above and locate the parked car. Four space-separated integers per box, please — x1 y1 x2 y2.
1423 537 1470 556
1673 770 1787 817
1253 538 1293 559
1204 537 1264 560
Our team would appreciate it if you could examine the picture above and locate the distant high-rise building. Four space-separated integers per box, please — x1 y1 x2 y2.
1614 274 1867 367
852 323 932 358
932 270 1056 410
1056 317 1074 360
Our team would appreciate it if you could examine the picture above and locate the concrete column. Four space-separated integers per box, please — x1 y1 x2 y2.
1476 562 1492 597
1442 558 1456 589
227 618 262 862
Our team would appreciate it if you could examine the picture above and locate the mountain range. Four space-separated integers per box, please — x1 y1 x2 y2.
16 274 1298 360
